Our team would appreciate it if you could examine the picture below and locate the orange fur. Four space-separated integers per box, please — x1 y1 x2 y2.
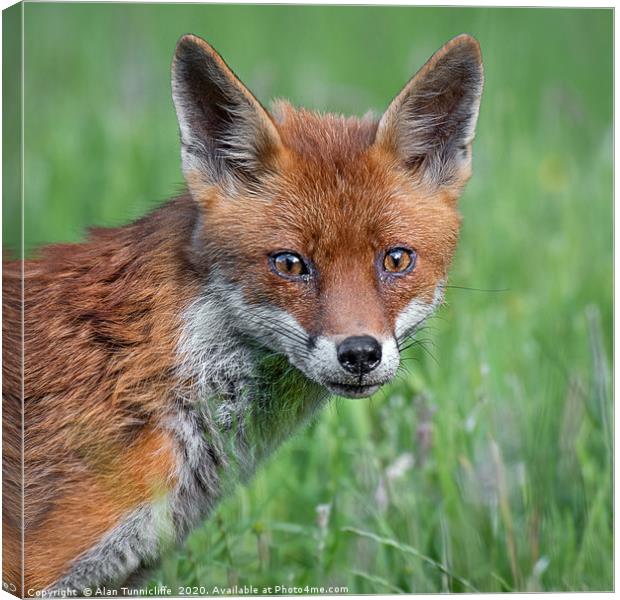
4 198 200 589
25 428 176 590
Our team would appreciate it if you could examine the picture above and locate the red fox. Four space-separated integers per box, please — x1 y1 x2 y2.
3 33 483 594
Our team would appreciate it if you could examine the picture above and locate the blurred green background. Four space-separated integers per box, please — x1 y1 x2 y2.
7 4 612 593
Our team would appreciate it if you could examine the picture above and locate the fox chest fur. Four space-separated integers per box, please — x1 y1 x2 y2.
6 198 328 592
3 33 483 594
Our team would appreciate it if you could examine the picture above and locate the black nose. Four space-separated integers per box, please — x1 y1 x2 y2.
337 335 382 375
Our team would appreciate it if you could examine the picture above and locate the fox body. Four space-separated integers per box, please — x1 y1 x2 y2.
3 33 483 594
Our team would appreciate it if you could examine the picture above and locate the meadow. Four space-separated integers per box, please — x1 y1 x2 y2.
5 5 613 593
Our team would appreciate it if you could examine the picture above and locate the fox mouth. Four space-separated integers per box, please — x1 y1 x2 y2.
325 381 383 399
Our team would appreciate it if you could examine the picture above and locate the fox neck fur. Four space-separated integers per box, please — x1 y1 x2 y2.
10 195 326 592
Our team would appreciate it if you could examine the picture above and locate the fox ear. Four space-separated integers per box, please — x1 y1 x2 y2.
375 34 483 192
172 34 283 193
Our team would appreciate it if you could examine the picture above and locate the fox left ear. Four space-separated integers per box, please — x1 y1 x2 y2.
375 34 483 192
172 34 283 194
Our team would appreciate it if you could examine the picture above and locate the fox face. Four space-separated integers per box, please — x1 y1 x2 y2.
173 34 483 398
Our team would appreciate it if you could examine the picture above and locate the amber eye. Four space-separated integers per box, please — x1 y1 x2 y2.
270 251 309 279
383 247 416 274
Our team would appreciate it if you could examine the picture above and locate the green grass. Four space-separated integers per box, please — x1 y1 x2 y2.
7 4 612 593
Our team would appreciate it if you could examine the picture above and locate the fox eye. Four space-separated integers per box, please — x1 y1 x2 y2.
383 247 416 274
270 252 309 280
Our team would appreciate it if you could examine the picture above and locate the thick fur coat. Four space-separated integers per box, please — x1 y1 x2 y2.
3 33 483 594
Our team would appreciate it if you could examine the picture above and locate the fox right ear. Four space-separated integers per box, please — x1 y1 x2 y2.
172 34 283 194
375 34 483 194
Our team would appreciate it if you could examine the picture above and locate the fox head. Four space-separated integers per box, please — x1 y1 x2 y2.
172 34 483 398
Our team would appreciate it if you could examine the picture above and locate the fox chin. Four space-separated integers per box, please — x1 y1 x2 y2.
3 32 483 595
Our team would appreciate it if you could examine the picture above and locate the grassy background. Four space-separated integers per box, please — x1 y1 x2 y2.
9 4 612 593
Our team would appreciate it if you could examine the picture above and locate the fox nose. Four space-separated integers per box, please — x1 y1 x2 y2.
337 335 382 375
